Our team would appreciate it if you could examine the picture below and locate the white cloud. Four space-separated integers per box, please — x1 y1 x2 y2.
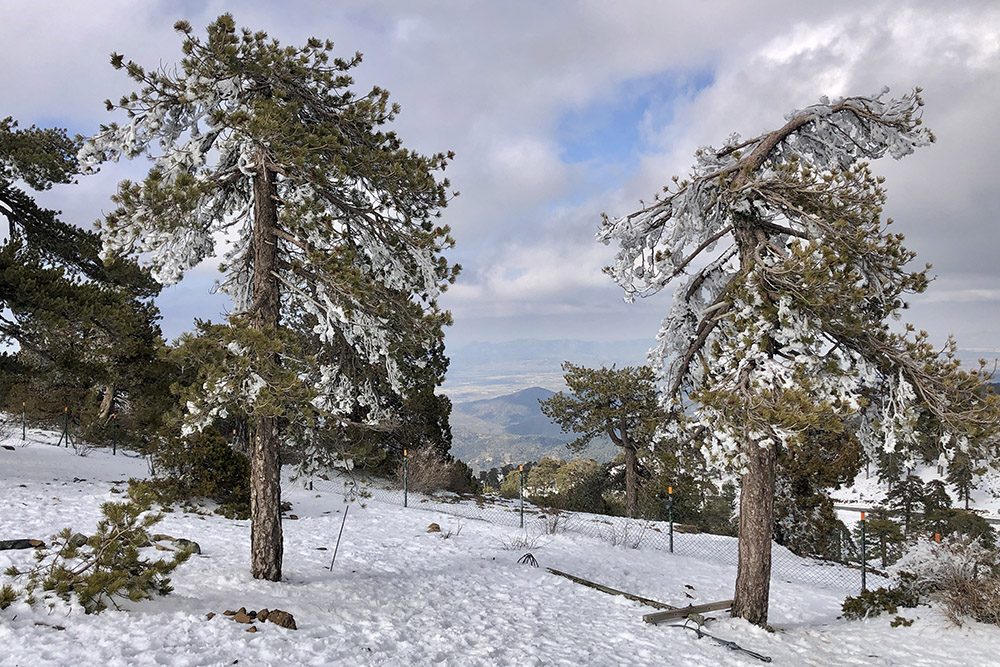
3 1 998 351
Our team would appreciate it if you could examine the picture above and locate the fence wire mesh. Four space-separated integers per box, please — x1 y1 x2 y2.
288 471 890 595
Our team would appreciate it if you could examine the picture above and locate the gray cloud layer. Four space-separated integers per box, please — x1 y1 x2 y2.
3 0 997 357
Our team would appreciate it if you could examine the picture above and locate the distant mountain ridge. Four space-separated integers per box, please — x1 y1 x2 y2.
443 338 652 402
449 386 616 471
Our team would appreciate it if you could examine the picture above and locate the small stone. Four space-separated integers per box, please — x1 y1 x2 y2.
206 612 216 620
67 533 88 548
257 609 270 622
266 609 297 630
223 609 236 616
175 538 201 554
426 523 441 533
152 533 175 542
238 607 247 615
246 625 257 633
233 611 252 624
287 514 299 520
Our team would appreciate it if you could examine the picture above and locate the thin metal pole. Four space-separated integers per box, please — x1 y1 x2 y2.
21 402 25 441
519 465 524 529
860 511 867 593
403 449 408 508
112 413 117 455
329 505 350 571
668 486 674 554
63 407 69 447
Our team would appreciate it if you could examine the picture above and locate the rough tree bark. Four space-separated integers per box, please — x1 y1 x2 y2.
732 438 777 625
249 153 283 582
623 439 639 519
97 385 115 421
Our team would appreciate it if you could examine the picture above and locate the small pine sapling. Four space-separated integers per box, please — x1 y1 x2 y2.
3 493 191 613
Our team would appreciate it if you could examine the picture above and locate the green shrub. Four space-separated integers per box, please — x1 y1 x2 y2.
842 582 919 620
140 428 250 515
3 495 190 614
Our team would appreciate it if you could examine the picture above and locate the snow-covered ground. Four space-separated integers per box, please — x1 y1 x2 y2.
3 430 1000 666
833 463 1000 520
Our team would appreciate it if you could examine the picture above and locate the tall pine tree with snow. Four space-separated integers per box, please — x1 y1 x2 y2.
80 15 459 581
0 118 164 428
600 89 999 625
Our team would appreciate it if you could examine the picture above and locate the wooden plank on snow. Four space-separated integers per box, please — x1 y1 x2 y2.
546 568 675 611
642 599 734 625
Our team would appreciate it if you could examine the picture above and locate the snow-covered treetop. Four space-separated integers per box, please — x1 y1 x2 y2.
598 87 932 303
79 14 459 427
599 88 997 472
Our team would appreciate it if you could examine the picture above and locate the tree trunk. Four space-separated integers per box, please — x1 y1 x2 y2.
623 440 639 519
97 385 115 421
249 155 283 582
731 439 777 626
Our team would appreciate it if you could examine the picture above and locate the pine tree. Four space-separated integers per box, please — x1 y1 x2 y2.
600 89 1000 625
80 15 459 581
773 427 860 560
946 451 978 510
539 363 662 518
0 118 165 432
886 474 925 537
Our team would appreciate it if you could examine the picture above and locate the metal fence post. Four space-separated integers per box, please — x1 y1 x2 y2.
860 511 866 593
21 401 26 441
668 486 674 554
519 465 524 529
111 413 118 455
403 449 408 508
62 407 69 447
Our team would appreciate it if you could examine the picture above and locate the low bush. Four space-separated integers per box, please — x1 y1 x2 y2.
397 447 479 495
2 493 190 614
138 428 250 517
891 535 1000 626
841 582 918 620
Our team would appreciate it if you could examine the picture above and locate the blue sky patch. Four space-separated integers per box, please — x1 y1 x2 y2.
556 69 714 168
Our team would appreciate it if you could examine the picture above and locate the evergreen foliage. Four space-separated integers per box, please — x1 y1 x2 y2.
945 452 979 510
887 474 926 537
841 582 918 621
540 363 662 518
137 427 252 518
2 493 190 614
80 15 459 580
773 428 860 560
0 118 166 436
859 508 906 567
600 88 1000 625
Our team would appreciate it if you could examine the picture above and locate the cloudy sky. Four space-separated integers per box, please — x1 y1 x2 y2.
3 0 998 362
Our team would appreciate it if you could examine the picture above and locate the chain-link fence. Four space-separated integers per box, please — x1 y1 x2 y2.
290 468 891 596
9 402 888 596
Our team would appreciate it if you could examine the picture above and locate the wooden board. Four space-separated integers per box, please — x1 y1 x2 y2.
642 599 734 625
546 568 675 611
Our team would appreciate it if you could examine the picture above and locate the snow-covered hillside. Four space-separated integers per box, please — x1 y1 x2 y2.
833 464 1000 520
2 431 1000 666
